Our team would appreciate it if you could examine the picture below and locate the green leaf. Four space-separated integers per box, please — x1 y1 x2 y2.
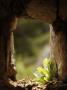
37 67 49 75
44 76 49 81
43 58 49 66
43 58 50 70
33 71 43 78
37 77 46 84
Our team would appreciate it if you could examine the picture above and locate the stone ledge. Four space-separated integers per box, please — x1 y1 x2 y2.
0 80 67 90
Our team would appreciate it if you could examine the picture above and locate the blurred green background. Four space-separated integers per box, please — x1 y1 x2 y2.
14 19 50 80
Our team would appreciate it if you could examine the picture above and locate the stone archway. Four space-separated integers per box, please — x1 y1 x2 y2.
0 0 67 84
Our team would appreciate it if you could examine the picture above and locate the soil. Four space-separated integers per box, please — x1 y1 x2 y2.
0 80 67 90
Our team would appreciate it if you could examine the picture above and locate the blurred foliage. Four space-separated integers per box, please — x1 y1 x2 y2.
34 58 58 84
14 19 50 80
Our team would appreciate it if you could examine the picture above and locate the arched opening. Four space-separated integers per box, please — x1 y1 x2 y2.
0 0 67 90
14 18 50 80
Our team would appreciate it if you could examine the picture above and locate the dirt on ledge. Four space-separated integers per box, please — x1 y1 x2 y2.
0 80 67 90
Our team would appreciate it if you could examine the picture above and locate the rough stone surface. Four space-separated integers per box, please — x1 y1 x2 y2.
0 80 67 90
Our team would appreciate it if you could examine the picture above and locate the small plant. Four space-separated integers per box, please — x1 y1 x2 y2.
33 58 58 84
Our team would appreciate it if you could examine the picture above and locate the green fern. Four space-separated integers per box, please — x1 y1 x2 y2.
33 58 58 84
